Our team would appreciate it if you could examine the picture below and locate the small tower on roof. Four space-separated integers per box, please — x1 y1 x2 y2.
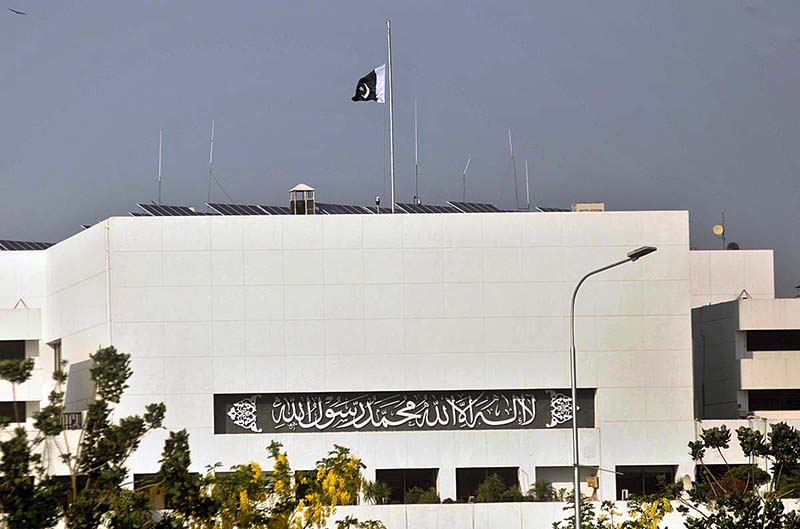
289 184 315 215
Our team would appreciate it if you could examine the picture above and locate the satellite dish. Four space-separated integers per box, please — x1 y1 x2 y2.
712 224 725 237
726 242 740 250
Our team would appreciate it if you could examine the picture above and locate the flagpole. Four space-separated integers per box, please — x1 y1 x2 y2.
414 100 419 205
158 130 163 205
387 19 396 213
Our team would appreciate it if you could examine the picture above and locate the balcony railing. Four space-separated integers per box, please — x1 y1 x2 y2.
62 412 83 430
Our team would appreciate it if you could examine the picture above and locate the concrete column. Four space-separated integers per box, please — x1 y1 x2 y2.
438 466 457 501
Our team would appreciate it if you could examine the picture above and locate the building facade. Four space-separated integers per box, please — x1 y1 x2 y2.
0 208 788 507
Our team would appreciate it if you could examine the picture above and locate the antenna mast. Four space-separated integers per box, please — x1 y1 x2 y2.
207 120 215 210
414 100 420 204
508 129 519 210
157 130 163 204
461 157 471 202
525 159 531 211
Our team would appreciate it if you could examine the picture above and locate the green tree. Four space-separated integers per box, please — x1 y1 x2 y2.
677 422 800 528
0 357 63 529
0 346 166 529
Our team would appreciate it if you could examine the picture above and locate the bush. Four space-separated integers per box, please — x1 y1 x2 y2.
405 486 440 504
527 481 557 502
363 480 392 505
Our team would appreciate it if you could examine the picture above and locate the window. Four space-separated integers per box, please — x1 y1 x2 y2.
0 340 25 361
375 468 438 504
295 470 315 502
0 401 26 423
749 390 800 411
616 466 676 499
746 330 800 351
456 467 519 502
51 340 62 371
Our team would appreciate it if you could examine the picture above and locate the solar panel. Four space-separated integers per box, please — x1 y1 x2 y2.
448 201 505 213
396 203 459 214
536 206 570 213
208 203 268 216
259 205 291 215
137 204 210 216
0 240 53 251
362 206 402 214
316 203 371 215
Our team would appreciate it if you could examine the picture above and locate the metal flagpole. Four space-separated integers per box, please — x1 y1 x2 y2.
387 19 396 213
414 100 419 204
508 129 519 210
158 130 163 205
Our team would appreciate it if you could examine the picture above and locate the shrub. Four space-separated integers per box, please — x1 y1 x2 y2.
406 486 440 504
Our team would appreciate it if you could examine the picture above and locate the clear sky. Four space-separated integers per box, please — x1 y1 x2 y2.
2 1 798 295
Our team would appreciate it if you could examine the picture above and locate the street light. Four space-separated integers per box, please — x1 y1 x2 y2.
569 246 657 528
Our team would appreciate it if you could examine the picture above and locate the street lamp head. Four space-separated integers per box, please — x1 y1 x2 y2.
627 246 657 262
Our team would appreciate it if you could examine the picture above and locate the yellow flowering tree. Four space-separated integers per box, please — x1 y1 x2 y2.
157 433 371 529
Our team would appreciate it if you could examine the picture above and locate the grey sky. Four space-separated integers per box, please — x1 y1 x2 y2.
2 1 798 295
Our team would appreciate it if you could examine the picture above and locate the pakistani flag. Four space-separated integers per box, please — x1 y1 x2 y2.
351 64 386 103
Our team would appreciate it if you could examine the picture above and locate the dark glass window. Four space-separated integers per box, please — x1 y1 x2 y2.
295 470 315 502
456 467 519 502
0 340 25 361
746 330 800 351
749 390 800 411
0 401 26 423
375 468 438 504
616 466 675 499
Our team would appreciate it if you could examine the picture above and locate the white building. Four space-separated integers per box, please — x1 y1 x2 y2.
0 202 794 514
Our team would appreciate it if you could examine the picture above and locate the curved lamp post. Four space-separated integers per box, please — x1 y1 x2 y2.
569 246 657 528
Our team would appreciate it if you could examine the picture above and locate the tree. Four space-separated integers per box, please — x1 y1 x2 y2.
0 357 62 529
0 346 166 529
552 494 672 529
157 431 378 529
677 422 800 528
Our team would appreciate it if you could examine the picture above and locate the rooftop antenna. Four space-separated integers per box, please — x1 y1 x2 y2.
204 120 234 207
525 159 531 211
461 157 471 202
413 100 420 205
207 120 215 211
712 211 726 249
508 129 519 210
157 130 163 205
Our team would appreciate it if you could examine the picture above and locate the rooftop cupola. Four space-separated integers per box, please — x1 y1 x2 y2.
289 184 315 215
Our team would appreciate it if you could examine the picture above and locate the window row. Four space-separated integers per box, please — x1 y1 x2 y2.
129 465 678 507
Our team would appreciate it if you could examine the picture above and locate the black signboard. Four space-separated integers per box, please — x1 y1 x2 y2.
214 389 595 434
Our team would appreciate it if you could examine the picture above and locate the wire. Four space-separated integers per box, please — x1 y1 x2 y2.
209 167 234 203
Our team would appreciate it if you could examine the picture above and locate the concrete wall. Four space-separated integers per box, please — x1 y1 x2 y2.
324 501 775 529
689 250 774 308
692 297 800 419
738 298 800 330
97 210 695 501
